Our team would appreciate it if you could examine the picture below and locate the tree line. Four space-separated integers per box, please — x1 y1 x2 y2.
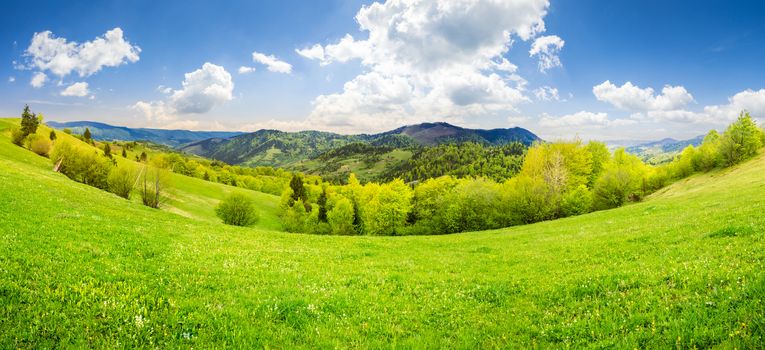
279 112 765 235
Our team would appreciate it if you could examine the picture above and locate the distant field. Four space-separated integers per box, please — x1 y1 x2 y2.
0 118 763 347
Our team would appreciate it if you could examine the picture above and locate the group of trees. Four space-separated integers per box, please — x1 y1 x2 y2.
10 105 53 157
381 142 527 183
279 113 765 236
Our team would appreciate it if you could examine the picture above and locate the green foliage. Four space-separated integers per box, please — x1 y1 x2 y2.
49 130 57 141
282 198 308 232
560 184 593 217
587 141 610 187
692 130 722 171
288 174 309 209
20 105 40 136
50 140 111 190
28 134 51 157
103 143 112 158
83 127 92 143
593 149 648 209
504 175 556 225
122 148 127 158
107 163 137 199
10 127 25 146
327 197 355 235
215 193 260 226
382 142 526 183
317 188 328 222
139 166 169 209
359 179 413 235
719 112 763 166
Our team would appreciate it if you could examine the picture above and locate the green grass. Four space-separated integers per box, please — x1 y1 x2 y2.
1 118 764 347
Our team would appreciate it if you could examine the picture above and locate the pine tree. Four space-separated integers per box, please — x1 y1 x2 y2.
317 188 328 222
20 105 39 136
83 128 92 143
103 143 112 158
122 148 127 158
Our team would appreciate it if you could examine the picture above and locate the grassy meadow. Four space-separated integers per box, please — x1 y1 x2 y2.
0 118 764 347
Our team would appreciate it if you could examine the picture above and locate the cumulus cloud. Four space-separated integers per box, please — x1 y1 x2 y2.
30 72 47 88
8 76 16 83
593 80 694 112
238 66 256 74
533 86 560 101
539 111 636 128
251 51 292 73
133 62 234 125
24 27 140 78
60 82 90 97
298 0 553 132
703 89 765 123
529 35 565 72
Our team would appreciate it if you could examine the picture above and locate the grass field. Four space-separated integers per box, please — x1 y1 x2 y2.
1 119 764 347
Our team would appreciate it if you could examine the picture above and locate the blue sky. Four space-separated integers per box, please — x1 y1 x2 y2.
1 0 764 140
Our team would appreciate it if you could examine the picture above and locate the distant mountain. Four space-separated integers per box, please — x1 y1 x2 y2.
180 122 540 167
46 121 244 147
625 135 704 164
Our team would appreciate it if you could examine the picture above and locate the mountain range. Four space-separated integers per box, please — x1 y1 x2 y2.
46 121 245 147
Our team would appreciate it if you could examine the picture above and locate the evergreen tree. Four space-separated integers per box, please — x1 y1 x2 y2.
289 174 309 208
317 188 328 222
83 128 92 143
139 151 148 162
20 105 39 136
122 148 127 158
103 143 112 158
49 130 57 141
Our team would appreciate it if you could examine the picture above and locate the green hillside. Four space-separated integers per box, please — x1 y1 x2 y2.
1 119 764 347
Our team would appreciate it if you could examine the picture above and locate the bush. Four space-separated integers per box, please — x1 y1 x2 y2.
139 166 169 209
216 193 259 226
10 128 25 146
29 135 51 157
108 163 137 199
560 185 593 217
50 141 111 189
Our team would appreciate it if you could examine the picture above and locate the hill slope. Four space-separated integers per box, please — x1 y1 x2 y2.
180 122 539 168
1 121 763 347
47 121 244 147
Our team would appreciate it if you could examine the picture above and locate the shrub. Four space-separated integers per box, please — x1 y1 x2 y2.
108 163 137 199
49 130 57 141
50 141 111 189
139 166 169 209
10 127 26 146
215 193 259 226
29 135 51 157
560 185 593 217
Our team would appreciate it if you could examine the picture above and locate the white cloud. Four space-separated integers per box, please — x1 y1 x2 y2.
529 35 565 72
533 86 560 101
238 66 256 74
60 82 90 97
8 76 15 83
24 27 140 78
251 51 292 73
30 72 47 88
133 62 234 124
593 80 694 112
703 89 765 123
295 44 325 62
539 111 636 128
299 0 551 133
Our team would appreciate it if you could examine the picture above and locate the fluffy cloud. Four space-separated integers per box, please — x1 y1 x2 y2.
251 51 292 73
8 76 15 83
529 35 564 72
533 86 560 101
238 66 256 74
133 63 234 125
539 111 636 128
593 80 694 112
60 82 90 97
24 28 140 78
299 0 555 132
703 89 765 123
30 72 47 88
